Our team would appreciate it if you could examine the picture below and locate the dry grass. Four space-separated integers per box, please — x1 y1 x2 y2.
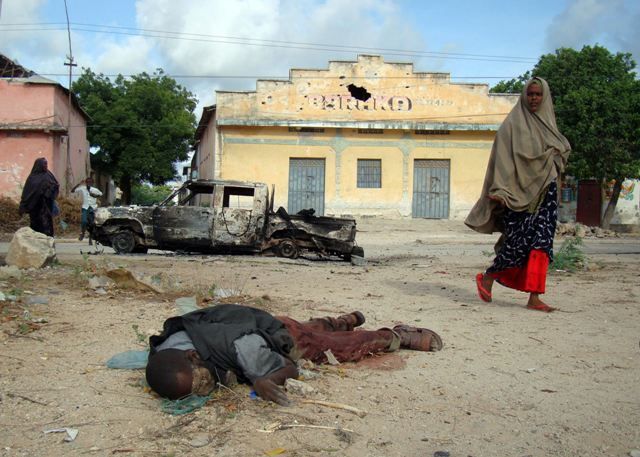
0 195 82 240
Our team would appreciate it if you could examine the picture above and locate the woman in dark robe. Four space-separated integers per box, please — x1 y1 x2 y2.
19 158 59 237
465 78 571 312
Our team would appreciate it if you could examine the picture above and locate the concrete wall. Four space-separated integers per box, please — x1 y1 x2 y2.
605 179 640 225
0 131 54 200
53 87 89 192
0 79 89 199
197 116 217 181
216 55 517 126
220 126 495 218
201 55 518 218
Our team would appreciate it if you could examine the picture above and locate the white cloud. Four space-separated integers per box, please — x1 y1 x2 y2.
545 0 639 64
1 0 68 76
2 0 427 112
127 0 424 112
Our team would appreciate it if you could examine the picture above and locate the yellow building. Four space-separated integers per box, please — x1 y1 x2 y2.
194 55 518 219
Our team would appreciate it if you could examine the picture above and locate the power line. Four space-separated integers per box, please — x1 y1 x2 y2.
0 21 537 64
34 72 521 80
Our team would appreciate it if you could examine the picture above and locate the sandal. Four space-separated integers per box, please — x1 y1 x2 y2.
526 303 556 313
393 325 443 352
475 273 492 303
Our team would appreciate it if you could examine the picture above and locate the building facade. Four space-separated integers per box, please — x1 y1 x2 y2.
0 55 90 200
196 55 518 219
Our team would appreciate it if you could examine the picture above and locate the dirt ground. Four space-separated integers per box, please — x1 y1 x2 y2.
0 218 638 457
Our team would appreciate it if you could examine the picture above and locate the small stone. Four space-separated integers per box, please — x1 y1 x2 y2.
189 433 210 448
285 378 316 396
25 296 49 305
434 451 450 457
629 449 640 457
0 265 22 279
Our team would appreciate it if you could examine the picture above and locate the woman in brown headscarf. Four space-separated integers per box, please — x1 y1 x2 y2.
19 157 60 237
465 77 571 312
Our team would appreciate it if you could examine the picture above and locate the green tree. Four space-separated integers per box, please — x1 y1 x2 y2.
489 71 531 94
72 69 197 204
131 183 175 206
491 45 640 228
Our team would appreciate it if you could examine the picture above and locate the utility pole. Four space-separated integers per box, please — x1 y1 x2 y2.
63 0 76 192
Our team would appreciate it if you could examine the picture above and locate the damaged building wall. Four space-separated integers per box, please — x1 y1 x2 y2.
605 179 640 227
203 55 518 219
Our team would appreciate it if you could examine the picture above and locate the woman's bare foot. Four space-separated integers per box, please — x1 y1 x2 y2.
526 293 556 312
482 274 494 294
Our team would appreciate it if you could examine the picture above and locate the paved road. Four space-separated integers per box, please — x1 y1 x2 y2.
1 236 637 259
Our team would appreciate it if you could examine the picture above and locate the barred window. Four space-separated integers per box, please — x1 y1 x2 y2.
357 128 384 134
357 159 382 188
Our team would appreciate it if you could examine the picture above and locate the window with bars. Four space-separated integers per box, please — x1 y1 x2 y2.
357 159 382 188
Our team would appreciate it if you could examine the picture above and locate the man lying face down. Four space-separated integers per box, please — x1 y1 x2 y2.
145 304 443 405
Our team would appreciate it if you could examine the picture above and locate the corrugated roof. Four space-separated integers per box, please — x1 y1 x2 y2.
0 54 33 78
194 105 216 141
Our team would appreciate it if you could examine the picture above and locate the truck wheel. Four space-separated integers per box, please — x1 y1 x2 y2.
111 230 136 254
343 246 364 262
277 240 299 259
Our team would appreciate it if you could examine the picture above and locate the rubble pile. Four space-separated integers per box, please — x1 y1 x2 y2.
556 222 617 238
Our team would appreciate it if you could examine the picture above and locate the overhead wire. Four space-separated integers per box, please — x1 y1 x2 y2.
0 21 537 63
1 21 525 129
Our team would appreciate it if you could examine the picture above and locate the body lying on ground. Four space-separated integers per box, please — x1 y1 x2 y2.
145 304 443 405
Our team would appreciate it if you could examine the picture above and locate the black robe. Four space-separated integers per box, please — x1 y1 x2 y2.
19 158 59 236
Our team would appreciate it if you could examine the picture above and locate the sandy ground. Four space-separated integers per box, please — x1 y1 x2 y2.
0 218 639 457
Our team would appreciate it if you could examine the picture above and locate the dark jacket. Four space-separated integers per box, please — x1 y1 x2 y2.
149 304 293 384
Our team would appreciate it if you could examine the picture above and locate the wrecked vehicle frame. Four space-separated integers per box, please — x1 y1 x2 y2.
90 179 363 261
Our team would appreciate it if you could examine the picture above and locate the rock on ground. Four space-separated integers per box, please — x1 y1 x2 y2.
5 227 56 269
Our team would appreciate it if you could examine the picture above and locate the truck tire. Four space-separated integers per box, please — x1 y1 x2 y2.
111 230 136 254
277 240 299 259
343 246 364 262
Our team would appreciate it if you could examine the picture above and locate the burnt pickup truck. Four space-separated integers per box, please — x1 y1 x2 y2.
90 179 363 261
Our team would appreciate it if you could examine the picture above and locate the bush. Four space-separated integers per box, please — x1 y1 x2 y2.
550 237 586 272
0 196 28 233
131 184 174 206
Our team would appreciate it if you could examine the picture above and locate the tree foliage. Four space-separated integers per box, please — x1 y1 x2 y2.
491 45 640 227
72 69 197 203
489 71 531 94
131 183 176 206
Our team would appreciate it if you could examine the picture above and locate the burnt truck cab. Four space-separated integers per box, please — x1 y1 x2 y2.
91 179 363 261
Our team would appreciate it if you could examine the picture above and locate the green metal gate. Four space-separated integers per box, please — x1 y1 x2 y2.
412 159 450 218
288 158 325 215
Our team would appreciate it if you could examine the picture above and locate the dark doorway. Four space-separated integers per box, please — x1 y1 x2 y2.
576 180 602 226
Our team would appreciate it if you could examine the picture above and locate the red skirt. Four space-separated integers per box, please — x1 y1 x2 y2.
491 249 549 294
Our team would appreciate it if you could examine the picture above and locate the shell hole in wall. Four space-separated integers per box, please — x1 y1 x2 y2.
347 84 371 102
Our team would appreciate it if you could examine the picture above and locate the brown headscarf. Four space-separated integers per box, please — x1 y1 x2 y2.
465 77 571 234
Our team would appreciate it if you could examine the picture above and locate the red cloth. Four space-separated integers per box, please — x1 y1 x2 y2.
490 249 549 293
276 316 394 364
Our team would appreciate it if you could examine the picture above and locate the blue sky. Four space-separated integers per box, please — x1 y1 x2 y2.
1 0 638 112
